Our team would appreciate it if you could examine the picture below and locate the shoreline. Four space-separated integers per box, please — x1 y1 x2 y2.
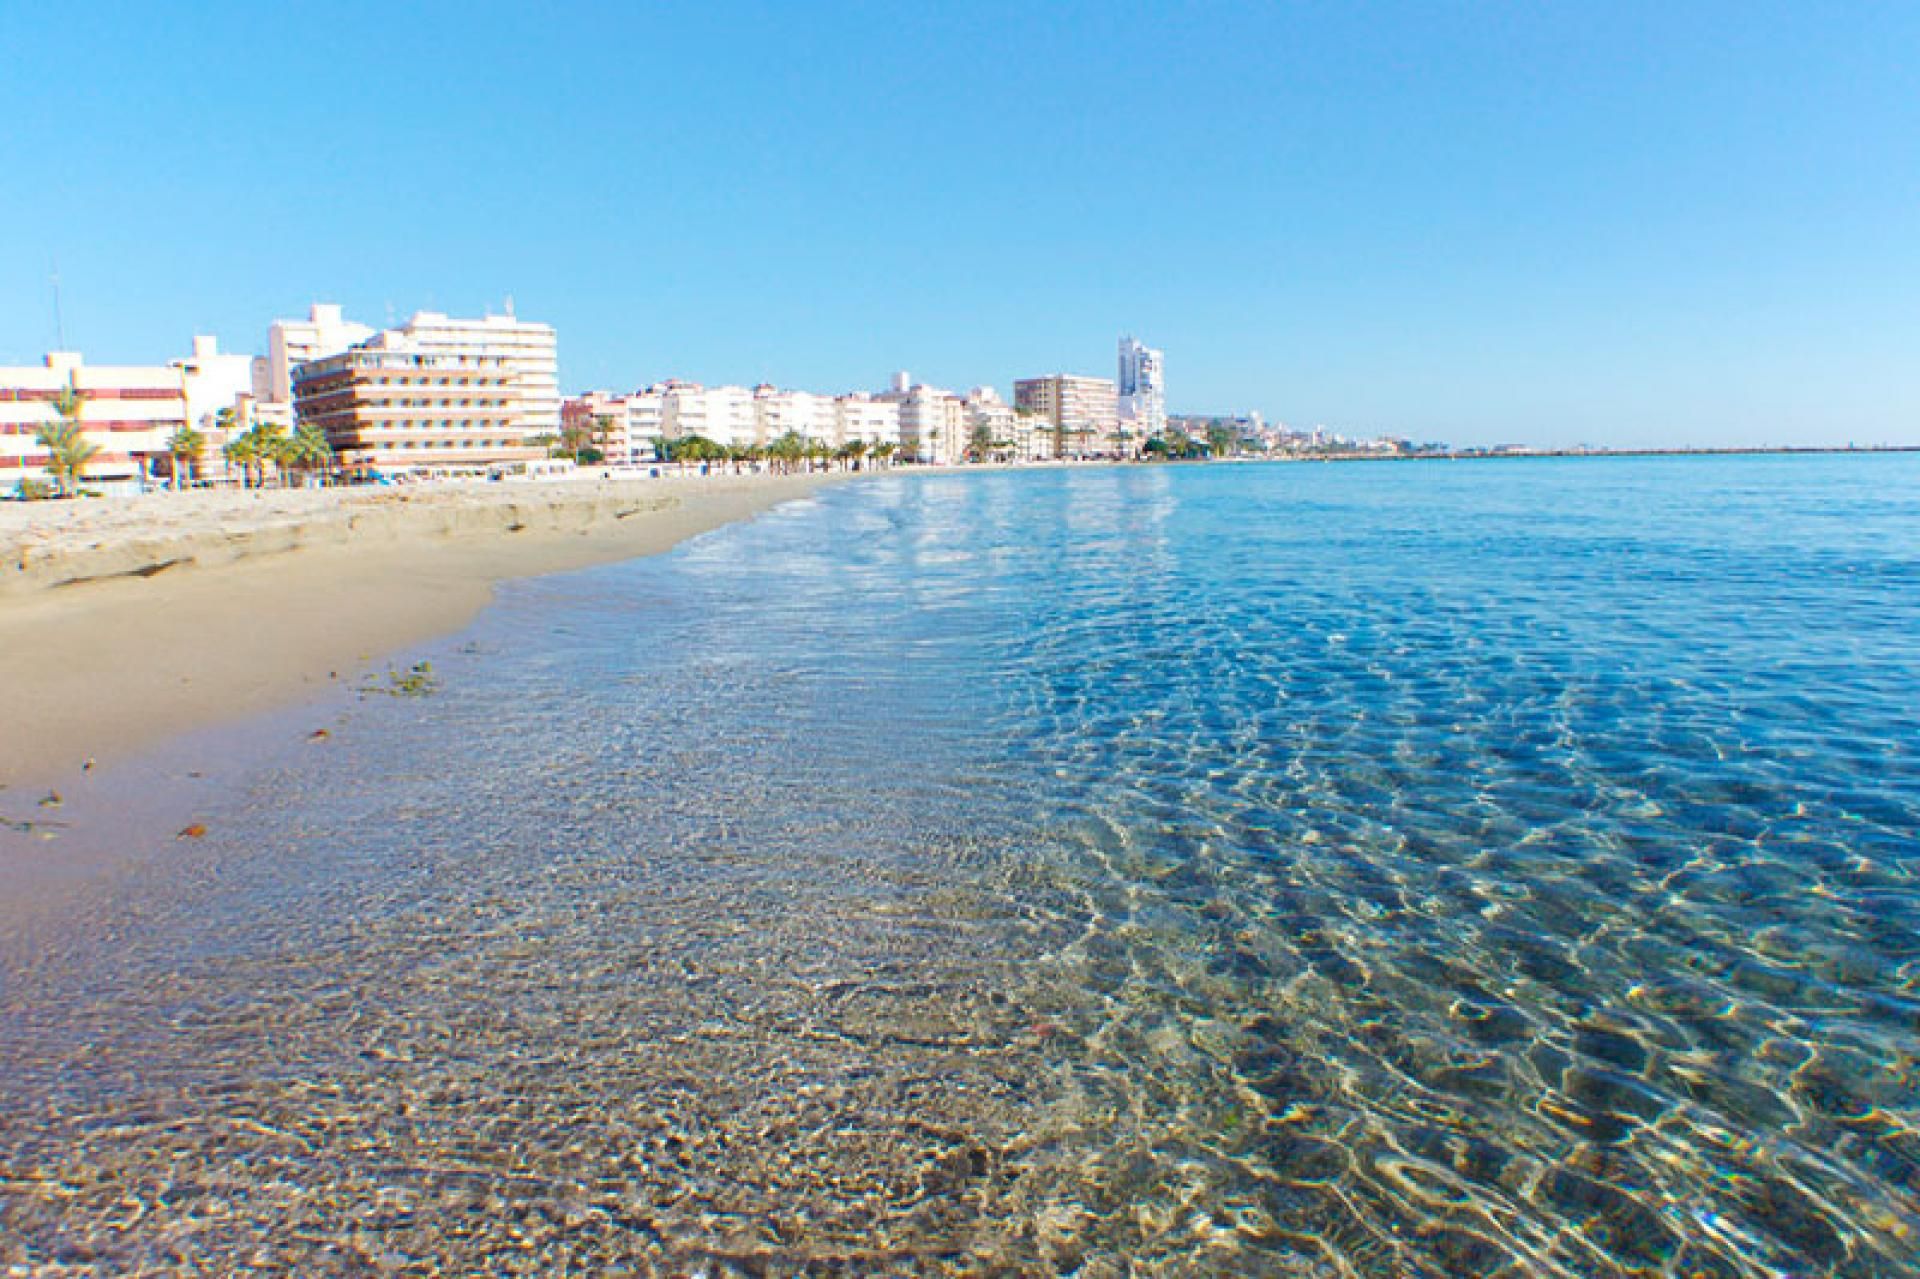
5 445 1903 788
0 472 844 789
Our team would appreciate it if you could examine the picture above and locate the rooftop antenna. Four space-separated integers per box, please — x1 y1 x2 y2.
504 293 515 318
50 257 67 350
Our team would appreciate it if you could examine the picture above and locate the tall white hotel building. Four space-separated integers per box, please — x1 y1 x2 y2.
271 304 559 439
1118 335 1167 438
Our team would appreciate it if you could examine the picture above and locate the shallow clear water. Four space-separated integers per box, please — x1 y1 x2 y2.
4 456 1919 1275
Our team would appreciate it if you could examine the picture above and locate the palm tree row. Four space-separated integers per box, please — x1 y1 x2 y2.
216 412 335 489
656 434 896 473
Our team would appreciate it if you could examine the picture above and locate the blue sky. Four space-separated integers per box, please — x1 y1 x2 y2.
2 1 1914 447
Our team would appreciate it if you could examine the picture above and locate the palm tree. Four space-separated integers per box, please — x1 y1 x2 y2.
871 440 897 469
968 422 998 464
283 423 333 486
252 423 289 482
663 434 722 467
766 431 808 475
232 422 288 487
211 407 243 482
552 417 601 464
167 425 206 490
223 433 260 488
35 382 97 496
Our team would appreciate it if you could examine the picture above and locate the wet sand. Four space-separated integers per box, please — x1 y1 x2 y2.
0 473 843 791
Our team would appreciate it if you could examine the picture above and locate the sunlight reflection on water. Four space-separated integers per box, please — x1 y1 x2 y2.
3 456 1918 1275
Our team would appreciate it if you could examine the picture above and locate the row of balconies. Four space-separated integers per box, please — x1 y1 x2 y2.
330 433 534 448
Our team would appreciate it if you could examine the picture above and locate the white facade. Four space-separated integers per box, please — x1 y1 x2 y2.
563 388 670 464
268 304 375 404
835 395 902 450
1118 335 1167 441
172 335 258 433
967 388 1056 463
274 304 558 442
754 387 838 446
626 389 666 460
964 386 1016 461
397 311 559 438
660 381 756 450
879 376 967 464
1 352 186 494
1014 410 1057 462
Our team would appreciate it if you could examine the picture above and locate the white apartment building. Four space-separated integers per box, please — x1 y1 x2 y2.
1118 335 1167 440
267 304 375 404
965 386 1016 461
575 383 903 459
172 335 257 433
660 381 757 450
563 388 669 464
754 386 838 446
1013 409 1058 462
397 311 559 439
1 352 186 494
958 388 1054 463
835 394 902 450
627 388 666 458
878 373 968 464
272 304 558 442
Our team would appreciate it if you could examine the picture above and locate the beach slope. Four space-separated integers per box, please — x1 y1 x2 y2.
0 474 838 786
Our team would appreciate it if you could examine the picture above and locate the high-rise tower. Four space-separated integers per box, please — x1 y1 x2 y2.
1117 335 1167 438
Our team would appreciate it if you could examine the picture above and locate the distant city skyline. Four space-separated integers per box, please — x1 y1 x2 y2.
2 2 1916 449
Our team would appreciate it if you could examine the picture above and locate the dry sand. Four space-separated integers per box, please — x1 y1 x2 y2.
0 472 843 789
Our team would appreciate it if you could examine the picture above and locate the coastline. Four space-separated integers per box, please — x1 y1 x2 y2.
0 472 843 789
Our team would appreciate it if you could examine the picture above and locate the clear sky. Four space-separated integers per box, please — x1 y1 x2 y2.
2 1 1915 448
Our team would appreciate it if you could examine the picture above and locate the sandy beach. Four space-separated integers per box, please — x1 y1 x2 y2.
0 472 842 788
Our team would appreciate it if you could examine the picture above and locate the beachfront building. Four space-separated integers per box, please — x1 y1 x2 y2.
562 390 631 464
0 352 188 494
172 336 257 434
627 388 666 459
1011 408 1058 463
562 388 667 464
273 305 558 448
1118 335 1167 441
964 387 1017 461
1 336 273 495
293 336 541 476
659 381 757 451
834 394 902 451
878 373 968 464
1015 373 1120 458
754 387 838 447
266 304 376 405
398 311 560 440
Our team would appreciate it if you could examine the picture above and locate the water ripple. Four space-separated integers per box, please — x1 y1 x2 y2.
3 456 1918 1274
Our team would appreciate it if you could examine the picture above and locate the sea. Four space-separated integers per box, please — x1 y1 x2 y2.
2 454 1917 1276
